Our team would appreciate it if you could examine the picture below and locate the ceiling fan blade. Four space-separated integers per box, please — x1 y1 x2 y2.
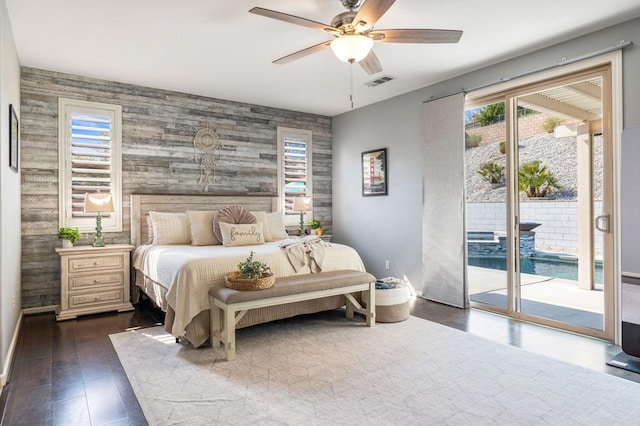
372 29 463 43
353 0 396 29
249 7 335 32
273 40 332 64
359 50 383 75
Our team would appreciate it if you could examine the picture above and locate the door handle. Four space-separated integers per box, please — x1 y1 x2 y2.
595 214 610 233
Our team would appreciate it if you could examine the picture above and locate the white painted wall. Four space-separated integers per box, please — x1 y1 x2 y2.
333 91 426 290
0 0 22 386
333 18 640 289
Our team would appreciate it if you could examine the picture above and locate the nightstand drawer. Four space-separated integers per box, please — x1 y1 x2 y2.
69 255 124 272
70 289 123 309
70 273 123 290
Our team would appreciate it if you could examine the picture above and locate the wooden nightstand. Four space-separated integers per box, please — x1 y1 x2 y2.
55 244 135 321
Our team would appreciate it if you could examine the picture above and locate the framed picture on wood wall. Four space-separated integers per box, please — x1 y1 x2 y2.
361 148 388 196
9 104 18 173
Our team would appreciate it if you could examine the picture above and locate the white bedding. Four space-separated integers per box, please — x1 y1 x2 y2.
133 241 366 341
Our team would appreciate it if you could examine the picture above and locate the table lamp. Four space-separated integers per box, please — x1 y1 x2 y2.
84 192 114 247
293 196 312 236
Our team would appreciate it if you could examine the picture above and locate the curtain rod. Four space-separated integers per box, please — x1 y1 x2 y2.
423 40 633 103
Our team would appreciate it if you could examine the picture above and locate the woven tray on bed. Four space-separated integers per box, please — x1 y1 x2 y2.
224 271 275 291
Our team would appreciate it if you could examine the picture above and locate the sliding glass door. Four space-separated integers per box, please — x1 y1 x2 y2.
465 101 508 310
465 66 615 340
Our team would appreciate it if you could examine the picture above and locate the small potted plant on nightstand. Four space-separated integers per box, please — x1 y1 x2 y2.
58 227 80 248
309 219 323 236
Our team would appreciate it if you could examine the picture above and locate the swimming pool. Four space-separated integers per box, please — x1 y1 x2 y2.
468 255 603 284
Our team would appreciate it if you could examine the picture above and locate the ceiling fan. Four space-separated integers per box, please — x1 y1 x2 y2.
249 0 463 75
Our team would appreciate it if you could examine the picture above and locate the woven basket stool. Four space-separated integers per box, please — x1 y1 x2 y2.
363 284 411 323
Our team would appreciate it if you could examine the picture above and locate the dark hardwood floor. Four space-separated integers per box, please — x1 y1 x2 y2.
1 297 638 425
0 299 164 426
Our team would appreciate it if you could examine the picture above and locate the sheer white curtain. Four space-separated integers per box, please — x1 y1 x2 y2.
422 93 468 308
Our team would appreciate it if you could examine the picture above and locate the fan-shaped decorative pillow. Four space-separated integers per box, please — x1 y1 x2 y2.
213 205 257 242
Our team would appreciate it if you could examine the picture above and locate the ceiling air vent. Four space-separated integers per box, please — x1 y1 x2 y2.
364 76 395 87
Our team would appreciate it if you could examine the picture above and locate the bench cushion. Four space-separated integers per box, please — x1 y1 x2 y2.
210 270 376 305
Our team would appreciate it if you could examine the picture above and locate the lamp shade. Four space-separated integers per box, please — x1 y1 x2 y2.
330 35 374 63
84 192 115 213
293 196 312 212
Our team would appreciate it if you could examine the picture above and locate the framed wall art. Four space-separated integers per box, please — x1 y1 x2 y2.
362 148 387 196
9 104 18 173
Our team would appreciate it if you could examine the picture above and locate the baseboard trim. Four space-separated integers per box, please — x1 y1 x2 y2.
0 311 24 387
22 305 57 315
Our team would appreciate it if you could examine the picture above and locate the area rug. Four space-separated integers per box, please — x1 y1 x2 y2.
110 311 640 425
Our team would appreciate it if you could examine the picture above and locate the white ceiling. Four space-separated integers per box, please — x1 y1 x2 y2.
6 0 640 117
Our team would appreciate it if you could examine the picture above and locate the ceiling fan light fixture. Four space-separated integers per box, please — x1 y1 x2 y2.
330 35 373 63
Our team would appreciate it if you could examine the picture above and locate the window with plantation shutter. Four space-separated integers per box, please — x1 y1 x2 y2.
59 98 122 232
277 127 313 226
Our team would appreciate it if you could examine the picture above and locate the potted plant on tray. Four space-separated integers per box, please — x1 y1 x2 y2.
58 227 80 248
309 219 323 236
225 251 275 291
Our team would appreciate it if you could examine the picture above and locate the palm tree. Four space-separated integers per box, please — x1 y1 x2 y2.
518 160 561 197
477 161 505 184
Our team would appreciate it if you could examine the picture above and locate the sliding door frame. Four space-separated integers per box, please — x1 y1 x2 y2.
465 51 623 343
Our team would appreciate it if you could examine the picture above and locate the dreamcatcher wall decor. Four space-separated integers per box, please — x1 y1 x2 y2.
193 128 223 191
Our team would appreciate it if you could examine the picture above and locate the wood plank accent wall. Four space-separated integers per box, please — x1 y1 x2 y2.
20 67 332 308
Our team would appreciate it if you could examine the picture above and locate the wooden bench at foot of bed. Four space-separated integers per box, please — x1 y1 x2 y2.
209 270 377 361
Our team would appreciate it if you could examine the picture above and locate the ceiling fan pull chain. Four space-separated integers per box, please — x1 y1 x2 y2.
350 59 354 109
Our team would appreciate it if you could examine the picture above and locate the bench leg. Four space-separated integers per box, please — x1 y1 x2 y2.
345 295 355 319
366 281 375 327
210 300 221 348
344 289 375 326
223 307 237 361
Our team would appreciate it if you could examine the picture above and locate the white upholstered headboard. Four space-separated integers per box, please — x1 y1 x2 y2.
130 193 279 247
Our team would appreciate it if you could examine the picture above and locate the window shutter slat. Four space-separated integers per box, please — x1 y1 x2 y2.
277 127 312 225
69 111 113 219
283 135 309 217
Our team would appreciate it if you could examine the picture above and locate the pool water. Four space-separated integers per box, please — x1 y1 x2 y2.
468 256 603 284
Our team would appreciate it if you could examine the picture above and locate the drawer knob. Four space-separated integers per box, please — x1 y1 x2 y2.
94 296 99 301
94 262 99 266
94 279 99 283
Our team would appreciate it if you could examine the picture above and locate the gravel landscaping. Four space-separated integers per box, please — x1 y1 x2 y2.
465 133 603 203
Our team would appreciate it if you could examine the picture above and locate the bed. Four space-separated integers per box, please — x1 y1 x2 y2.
130 193 367 348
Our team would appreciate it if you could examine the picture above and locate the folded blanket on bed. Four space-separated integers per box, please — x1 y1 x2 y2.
307 239 325 273
284 243 307 272
278 235 321 247
280 236 327 272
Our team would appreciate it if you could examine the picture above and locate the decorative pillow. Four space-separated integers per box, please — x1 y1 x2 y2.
250 211 273 242
187 210 220 246
266 212 288 240
145 214 154 244
212 205 257 242
148 211 191 245
218 222 265 247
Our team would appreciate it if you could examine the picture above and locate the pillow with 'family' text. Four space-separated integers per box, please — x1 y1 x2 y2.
212 205 257 242
218 222 265 247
